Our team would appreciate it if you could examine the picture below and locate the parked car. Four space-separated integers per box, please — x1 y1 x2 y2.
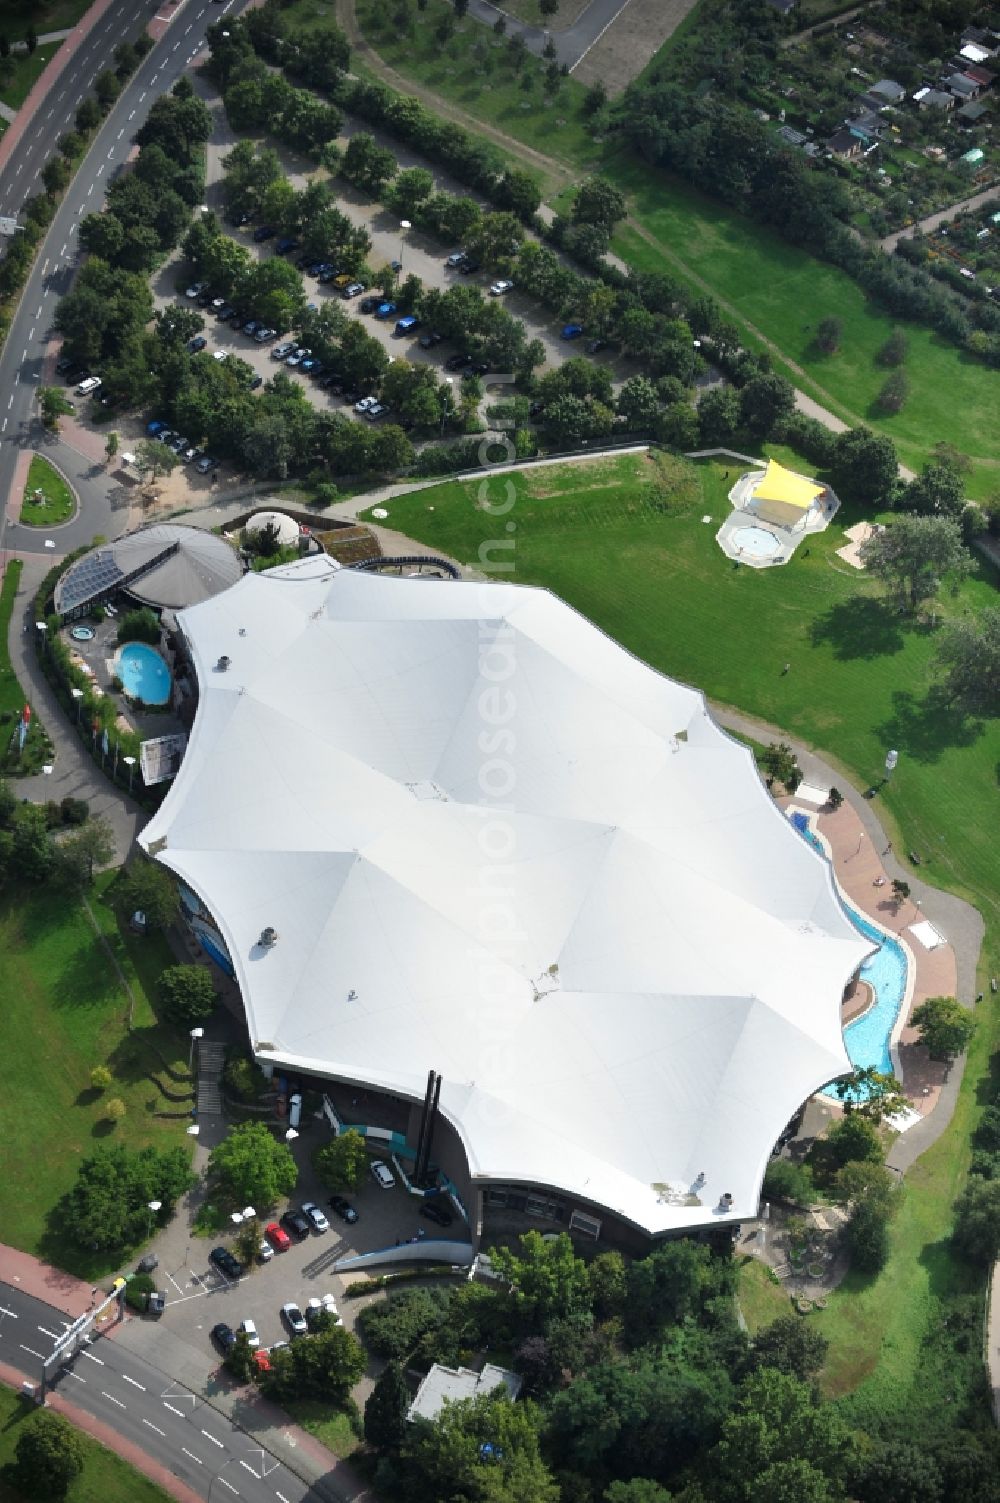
301 1201 330 1233
211 1322 236 1353
419 1198 454 1227
54 355 76 375
238 1318 260 1350
328 1195 358 1224
155 428 177 446
446 251 467 268
197 286 215 306
169 434 189 453
418 331 443 349
195 455 220 474
284 346 310 367
213 351 228 363
468 363 490 377
460 258 481 274
148 1291 166 1317
253 225 276 242
258 1239 274 1263
316 266 339 283
185 280 207 299
561 324 584 340
181 446 202 465
216 304 236 321
265 1221 291 1252
489 280 514 296
282 1302 308 1336
76 376 102 394
253 1349 272 1374
370 1159 395 1190
280 1208 311 1239
586 339 607 354
60 365 84 385
210 297 226 313
374 302 397 319
358 295 381 314
299 356 321 374
242 320 260 338
276 236 299 254
271 341 295 360
209 1247 243 1280
343 282 365 298
137 1253 159 1274
394 315 419 336
254 326 277 343
306 1295 341 1328
146 420 166 436
333 273 353 288
365 402 386 420
445 353 472 371
354 395 378 413
249 375 264 391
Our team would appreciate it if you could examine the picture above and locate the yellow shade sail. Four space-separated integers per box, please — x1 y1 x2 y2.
754 460 825 511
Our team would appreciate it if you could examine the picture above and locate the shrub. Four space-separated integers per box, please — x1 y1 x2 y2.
762 1158 814 1206
125 1271 155 1312
105 1097 127 1122
90 1065 113 1091
357 1286 453 1360
846 1197 890 1272
223 1050 270 1102
117 607 161 645
13 1411 85 1499
158 964 217 1028
826 1114 883 1168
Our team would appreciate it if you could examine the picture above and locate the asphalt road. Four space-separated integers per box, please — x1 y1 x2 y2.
0 0 247 563
0 0 158 224
0 1281 328 1503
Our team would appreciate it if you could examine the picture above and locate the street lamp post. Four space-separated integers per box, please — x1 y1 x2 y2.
440 375 454 436
399 218 411 267
285 1127 299 1143
883 749 898 788
71 687 83 723
123 754 136 792
188 1026 204 1072
147 1199 162 1238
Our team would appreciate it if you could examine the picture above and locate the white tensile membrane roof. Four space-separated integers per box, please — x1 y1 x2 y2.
141 557 871 1236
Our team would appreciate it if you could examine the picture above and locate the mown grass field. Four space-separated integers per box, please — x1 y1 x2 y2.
611 162 1000 496
363 449 999 1417
21 454 76 526
0 871 191 1276
0 561 26 720
0 1386 175 1503
0 41 59 114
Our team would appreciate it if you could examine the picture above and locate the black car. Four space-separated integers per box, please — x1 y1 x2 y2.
467 363 490 378
253 225 276 242
280 1208 311 1240
459 258 481 274
188 335 207 354
445 352 473 371
216 304 236 321
209 1246 243 1281
55 356 77 375
211 1322 236 1353
586 339 608 355
196 287 215 306
61 365 84 385
249 374 263 390
276 236 299 254
418 331 443 350
136 1253 159 1274
419 1198 453 1227
358 295 381 314
148 1291 166 1317
328 1195 358 1224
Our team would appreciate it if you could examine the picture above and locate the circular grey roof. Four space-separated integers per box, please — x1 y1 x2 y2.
55 524 244 615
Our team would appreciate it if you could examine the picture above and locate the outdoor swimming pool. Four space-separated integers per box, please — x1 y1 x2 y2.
115 641 172 707
789 812 909 1096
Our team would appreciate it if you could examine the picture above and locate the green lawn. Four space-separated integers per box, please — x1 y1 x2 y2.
610 164 1000 495
737 1257 792 1334
362 450 1000 1414
0 1385 176 1503
0 42 60 114
284 1400 362 1459
21 454 76 527
0 872 192 1277
0 561 26 720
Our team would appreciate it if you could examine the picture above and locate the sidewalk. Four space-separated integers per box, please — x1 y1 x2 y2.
0 1245 95 1318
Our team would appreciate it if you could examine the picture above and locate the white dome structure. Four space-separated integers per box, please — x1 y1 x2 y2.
141 556 870 1239
244 510 300 548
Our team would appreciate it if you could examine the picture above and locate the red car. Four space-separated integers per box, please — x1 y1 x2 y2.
265 1221 291 1252
253 1349 272 1374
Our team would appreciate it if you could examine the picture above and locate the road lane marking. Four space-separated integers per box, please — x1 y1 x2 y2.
60 244 66 256
181 1447 202 1466
239 1461 259 1477
20 1345 43 1359
82 1351 104 1365
60 1367 86 1383
164 1401 185 1417
21 347 27 362
202 1429 224 1448
185 20 193 31
140 91 147 101
27 327 34 341
37 1325 60 1338
35 305 42 318
3 418 9 432
143 1419 166 1437
275 1492 290 1503
101 1391 126 1410
45 109 53 120
129 110 136 119
87 183 94 195
217 1480 238 1496
121 1373 146 1390
8 395 14 409
0 1307 17 1317
117 129 124 139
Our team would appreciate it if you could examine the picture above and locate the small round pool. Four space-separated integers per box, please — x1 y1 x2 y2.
731 525 781 559
115 642 172 706
70 625 94 641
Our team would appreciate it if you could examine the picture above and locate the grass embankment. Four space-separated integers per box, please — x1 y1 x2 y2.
0 870 191 1277
284 1401 362 1459
20 454 76 526
0 1385 176 1503
738 1257 792 1334
0 41 60 114
611 162 1000 496
363 450 1000 1422
0 561 26 720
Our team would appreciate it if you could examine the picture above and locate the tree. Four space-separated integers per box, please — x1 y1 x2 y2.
364 1360 409 1452
94 68 121 110
712 1369 851 1501
572 176 626 233
617 375 660 430
112 859 179 929
762 1158 813 1206
38 386 74 432
342 133 398 195
815 316 842 353
751 1314 828 1380
90 1065 113 1091
403 1392 559 1503
105 431 119 464
105 1097 127 1123
490 1231 591 1332
540 0 560 14
834 1159 896 1213
891 879 910 907
834 1067 906 1124
391 166 434 217
25 25 37 56
933 604 1000 714
911 995 976 1061
42 156 70 195
830 426 898 505
904 460 964 519
207 1121 297 1210
589 1250 626 1320
134 437 180 485
493 12 506 34
225 1330 257 1384
262 1324 365 1403
953 1176 1000 1263
76 96 101 133
158 964 217 1028
826 1113 883 1167
754 1459 836 1503
877 328 908 367
859 514 972 614
739 373 795 436
760 741 800 792
13 1411 84 1499
605 1484 672 1503
56 817 115 888
313 1129 368 1192
697 385 741 444
876 369 909 415
60 1143 193 1251
845 1196 890 1273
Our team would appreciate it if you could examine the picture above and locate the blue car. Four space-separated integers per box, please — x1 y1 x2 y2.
561 323 584 340
374 302 397 320
146 420 166 435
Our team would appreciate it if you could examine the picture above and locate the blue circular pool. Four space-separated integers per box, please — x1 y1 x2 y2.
116 641 172 706
732 524 780 559
70 625 94 641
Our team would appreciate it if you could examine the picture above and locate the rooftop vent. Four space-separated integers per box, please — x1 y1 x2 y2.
259 926 278 947
217 655 231 671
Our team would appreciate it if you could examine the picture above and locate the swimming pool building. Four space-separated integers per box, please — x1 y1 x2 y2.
140 556 871 1248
